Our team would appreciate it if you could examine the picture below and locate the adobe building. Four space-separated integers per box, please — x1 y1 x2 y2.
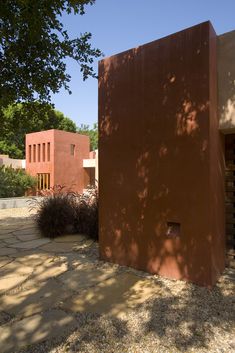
26 129 97 193
99 21 235 286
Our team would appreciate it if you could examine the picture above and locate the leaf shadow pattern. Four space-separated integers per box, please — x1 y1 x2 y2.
143 273 235 351
98 21 225 290
0 213 234 353
18 268 234 353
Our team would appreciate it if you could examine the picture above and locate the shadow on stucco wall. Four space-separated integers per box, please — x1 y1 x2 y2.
98 21 225 287
218 30 235 132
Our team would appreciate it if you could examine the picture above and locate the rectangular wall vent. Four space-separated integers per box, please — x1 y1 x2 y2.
166 222 180 238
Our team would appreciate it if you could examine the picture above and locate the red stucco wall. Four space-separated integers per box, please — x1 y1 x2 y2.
53 130 90 192
26 129 90 193
98 22 225 286
26 130 55 186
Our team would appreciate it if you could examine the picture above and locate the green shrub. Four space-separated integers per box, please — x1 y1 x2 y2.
0 166 36 197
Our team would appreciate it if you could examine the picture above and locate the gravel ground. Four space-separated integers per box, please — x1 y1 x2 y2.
1 207 234 353
18 265 235 353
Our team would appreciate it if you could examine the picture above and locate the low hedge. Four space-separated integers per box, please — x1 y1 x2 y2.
0 166 37 197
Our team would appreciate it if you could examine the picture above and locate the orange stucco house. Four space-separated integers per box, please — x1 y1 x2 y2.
26 129 97 193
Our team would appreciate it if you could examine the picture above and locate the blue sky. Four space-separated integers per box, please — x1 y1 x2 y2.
51 0 235 127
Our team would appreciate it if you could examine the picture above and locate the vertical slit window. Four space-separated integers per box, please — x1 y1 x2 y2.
70 144 75 156
37 174 40 190
37 144 41 162
29 145 31 163
42 143 45 162
33 144 36 162
47 142 50 161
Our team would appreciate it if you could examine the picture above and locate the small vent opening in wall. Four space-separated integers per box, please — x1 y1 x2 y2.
166 222 180 238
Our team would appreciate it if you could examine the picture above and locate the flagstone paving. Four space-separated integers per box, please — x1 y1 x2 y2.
61 272 162 319
0 212 167 352
0 261 32 277
0 257 12 268
0 309 77 353
57 264 118 292
54 234 87 243
0 274 30 293
8 238 51 250
0 279 71 318
0 210 234 353
0 247 19 256
0 215 99 352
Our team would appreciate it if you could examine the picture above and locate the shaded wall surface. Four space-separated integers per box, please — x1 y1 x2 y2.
218 30 235 132
99 22 225 286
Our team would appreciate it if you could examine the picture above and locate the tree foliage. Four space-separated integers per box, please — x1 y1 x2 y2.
0 0 102 107
0 166 37 197
77 123 98 150
0 102 77 158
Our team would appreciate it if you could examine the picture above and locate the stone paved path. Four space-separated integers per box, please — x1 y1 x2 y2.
0 212 164 353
